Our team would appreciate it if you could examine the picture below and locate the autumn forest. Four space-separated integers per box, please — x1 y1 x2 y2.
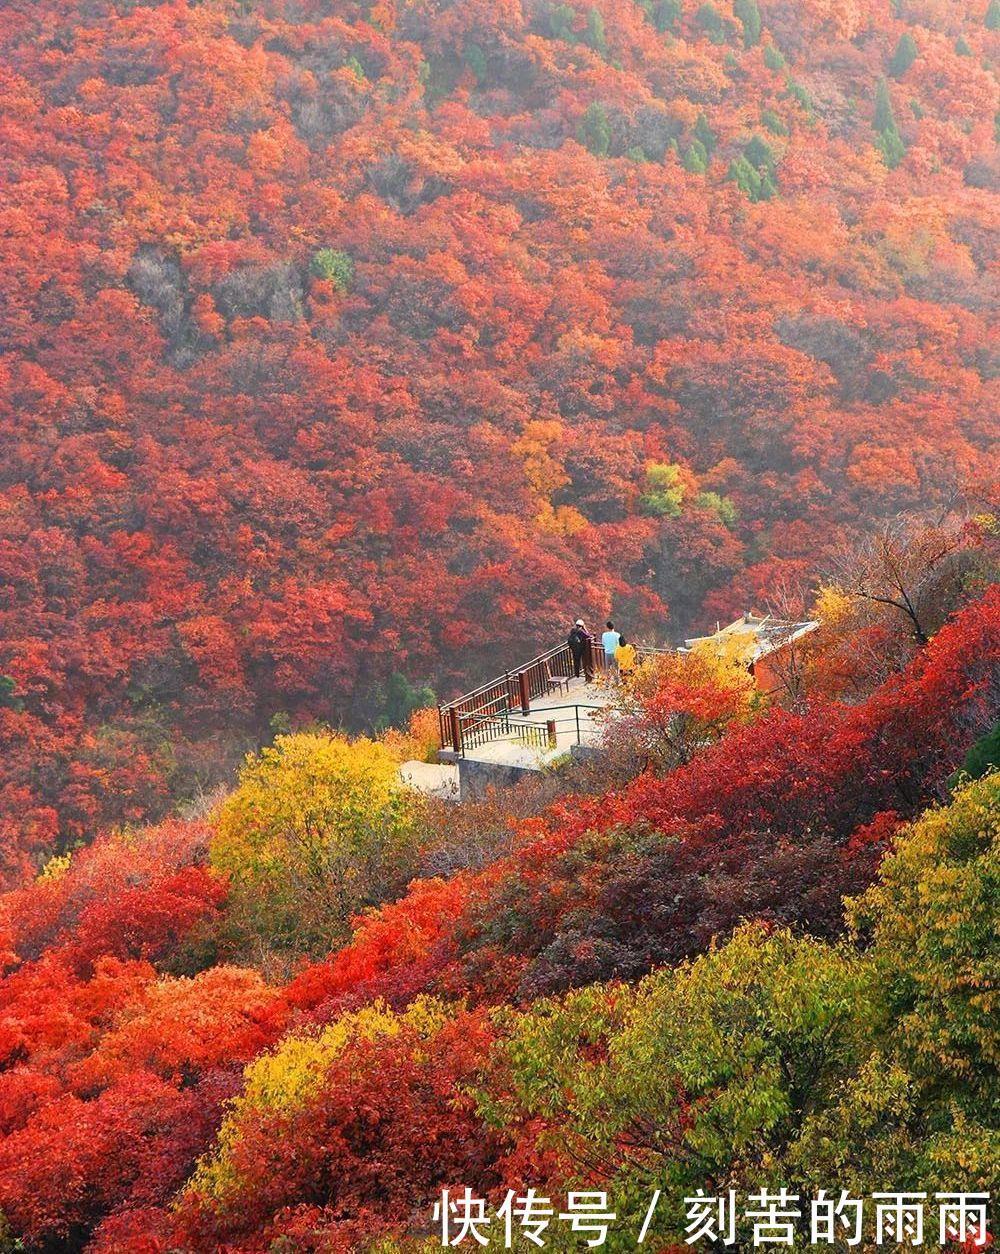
0 0 998 1248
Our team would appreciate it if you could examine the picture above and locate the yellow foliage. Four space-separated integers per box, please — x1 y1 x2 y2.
381 706 441 764
849 774 1000 1079
690 626 758 675
535 501 588 536
37 851 72 882
812 582 854 628
210 732 419 951
188 997 451 1206
512 420 570 504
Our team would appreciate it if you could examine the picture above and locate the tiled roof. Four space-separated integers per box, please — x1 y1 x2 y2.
684 614 820 662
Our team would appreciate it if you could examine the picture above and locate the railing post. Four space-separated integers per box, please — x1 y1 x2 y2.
450 707 462 754
518 670 530 715
575 706 580 744
546 719 557 748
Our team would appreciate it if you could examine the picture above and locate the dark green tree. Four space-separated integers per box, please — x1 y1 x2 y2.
763 42 785 71
986 0 1000 29
464 42 488 84
744 134 775 173
310 248 354 291
888 32 917 78
578 102 611 155
549 3 576 42
375 672 436 731
696 2 725 41
949 720 1000 789
0 676 22 711
694 111 717 154
682 139 708 173
728 155 761 199
653 0 681 30
784 76 812 112
734 0 762 46
761 107 789 135
874 77 906 168
875 75 896 131
585 8 607 54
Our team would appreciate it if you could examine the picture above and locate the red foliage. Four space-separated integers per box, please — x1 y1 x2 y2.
448 585 1000 998
1 819 225 973
172 1009 500 1252
282 874 473 1019
0 0 995 878
0 822 267 1248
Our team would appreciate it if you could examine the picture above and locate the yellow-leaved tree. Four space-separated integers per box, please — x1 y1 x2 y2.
187 997 450 1210
210 732 421 956
605 633 758 771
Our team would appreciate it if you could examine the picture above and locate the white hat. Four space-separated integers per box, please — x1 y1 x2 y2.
575 619 585 626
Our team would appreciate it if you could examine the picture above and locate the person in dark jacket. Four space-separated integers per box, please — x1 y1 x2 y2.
568 619 593 681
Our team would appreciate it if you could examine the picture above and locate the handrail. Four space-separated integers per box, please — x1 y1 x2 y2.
439 641 570 714
508 701 605 714
441 701 609 758
438 637 670 753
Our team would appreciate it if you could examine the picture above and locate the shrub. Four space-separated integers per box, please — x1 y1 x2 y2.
210 733 421 954
639 462 685 516
578 101 611 155
309 248 354 291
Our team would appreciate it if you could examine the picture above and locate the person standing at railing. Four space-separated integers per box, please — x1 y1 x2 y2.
615 634 637 680
601 620 622 678
568 619 594 682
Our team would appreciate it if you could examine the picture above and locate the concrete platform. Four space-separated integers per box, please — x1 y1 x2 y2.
399 760 460 800
457 674 615 770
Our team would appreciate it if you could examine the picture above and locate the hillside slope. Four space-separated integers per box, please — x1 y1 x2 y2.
0 588 996 1250
1 0 997 874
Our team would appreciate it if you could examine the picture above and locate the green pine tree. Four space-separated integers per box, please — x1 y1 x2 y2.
693 112 717 154
0 676 22 711
784 76 812 113
728 154 762 199
888 32 917 77
734 0 762 46
682 139 709 173
585 7 607 54
464 42 487 84
578 101 611 155
874 75 896 131
761 107 789 135
876 124 906 168
763 42 785 71
549 3 576 42
744 134 775 173
696 2 725 41
948 720 1000 790
873 77 906 168
310 248 354 291
986 0 1000 30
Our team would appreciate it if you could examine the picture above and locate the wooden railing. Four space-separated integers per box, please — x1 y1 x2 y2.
438 639 610 753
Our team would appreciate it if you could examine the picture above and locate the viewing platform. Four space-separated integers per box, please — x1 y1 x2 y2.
429 614 818 799
444 676 613 767
433 640 649 795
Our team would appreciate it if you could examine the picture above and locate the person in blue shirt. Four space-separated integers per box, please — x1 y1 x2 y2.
601 620 622 676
